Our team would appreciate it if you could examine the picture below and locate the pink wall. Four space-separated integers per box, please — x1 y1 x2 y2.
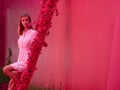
107 17 120 90
4 0 120 90
0 0 6 67
107 1 120 90
69 0 113 90
68 0 120 90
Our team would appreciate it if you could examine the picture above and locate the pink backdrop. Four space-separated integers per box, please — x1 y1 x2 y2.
1 0 120 90
0 0 6 67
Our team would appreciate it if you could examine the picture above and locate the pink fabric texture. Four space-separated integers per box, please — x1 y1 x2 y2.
10 29 37 72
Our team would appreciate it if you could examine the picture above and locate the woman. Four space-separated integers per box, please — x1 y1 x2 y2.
3 13 38 90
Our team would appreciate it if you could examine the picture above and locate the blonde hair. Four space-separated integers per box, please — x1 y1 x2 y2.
17 13 33 35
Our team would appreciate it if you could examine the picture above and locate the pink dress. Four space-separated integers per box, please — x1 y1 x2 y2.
10 29 38 72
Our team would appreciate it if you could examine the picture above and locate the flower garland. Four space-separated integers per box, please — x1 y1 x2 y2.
14 0 59 89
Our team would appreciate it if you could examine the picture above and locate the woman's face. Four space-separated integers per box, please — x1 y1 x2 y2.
21 16 30 28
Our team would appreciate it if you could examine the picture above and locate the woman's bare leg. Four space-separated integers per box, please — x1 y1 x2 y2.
3 65 21 90
8 79 16 90
3 65 19 82
8 73 22 90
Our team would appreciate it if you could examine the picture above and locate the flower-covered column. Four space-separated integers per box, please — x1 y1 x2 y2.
15 0 59 89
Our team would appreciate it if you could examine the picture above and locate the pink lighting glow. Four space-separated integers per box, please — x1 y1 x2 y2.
0 0 120 90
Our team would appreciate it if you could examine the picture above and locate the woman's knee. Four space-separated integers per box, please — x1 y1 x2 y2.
3 65 8 74
3 65 12 74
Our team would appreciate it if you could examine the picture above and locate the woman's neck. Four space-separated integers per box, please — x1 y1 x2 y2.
24 27 30 31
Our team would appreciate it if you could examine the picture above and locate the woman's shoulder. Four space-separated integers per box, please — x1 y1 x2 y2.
29 29 38 35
